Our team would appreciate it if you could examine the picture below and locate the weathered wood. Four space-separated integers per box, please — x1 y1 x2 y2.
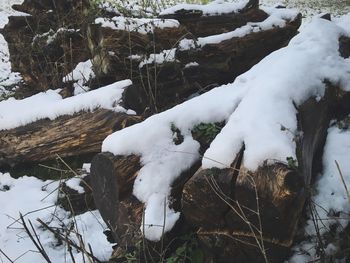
159 7 267 38
58 174 96 215
185 84 350 263
123 16 301 113
182 168 236 228
339 36 350 58
178 18 301 91
197 229 289 263
88 7 301 114
0 109 141 167
2 0 92 97
90 153 143 244
90 152 201 249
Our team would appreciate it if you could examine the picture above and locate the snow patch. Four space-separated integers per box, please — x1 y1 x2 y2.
95 16 179 34
178 6 299 49
0 79 132 130
139 48 176 68
160 0 249 16
63 60 95 95
0 172 112 263
289 125 350 262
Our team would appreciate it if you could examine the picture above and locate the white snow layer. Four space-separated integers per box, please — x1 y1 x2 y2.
289 125 350 262
63 59 95 95
102 17 350 241
178 7 299 50
0 173 112 263
160 0 249 16
95 16 179 34
0 79 132 130
139 48 177 68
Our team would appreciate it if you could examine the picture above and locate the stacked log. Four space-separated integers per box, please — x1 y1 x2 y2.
1 0 92 96
0 0 300 166
89 30 350 263
87 0 301 113
0 110 141 167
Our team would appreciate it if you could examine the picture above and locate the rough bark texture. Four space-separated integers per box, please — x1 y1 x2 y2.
90 152 201 249
181 83 350 262
159 7 266 38
0 109 141 167
88 7 301 114
1 0 92 97
90 152 143 245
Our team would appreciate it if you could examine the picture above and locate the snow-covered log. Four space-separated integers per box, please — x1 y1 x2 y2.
0 109 140 167
90 16 350 262
1 0 92 95
90 151 201 247
0 80 141 167
90 153 143 244
88 3 301 113
158 0 264 37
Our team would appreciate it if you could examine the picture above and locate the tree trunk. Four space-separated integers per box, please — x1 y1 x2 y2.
181 84 350 262
0 109 141 167
88 6 301 114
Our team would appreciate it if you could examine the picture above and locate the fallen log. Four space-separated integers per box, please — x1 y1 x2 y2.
181 83 350 262
159 3 266 37
0 109 141 167
90 151 201 250
90 153 143 245
88 4 301 113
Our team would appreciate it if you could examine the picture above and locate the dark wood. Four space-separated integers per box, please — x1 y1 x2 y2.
198 228 289 263
211 85 349 262
159 7 267 38
124 16 301 113
87 6 301 114
180 78 350 262
90 153 143 244
339 36 350 58
182 158 240 228
0 109 141 167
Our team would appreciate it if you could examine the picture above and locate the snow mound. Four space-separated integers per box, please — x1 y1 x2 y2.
0 79 132 130
102 16 350 240
0 172 112 263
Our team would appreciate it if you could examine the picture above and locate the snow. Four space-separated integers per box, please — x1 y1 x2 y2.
184 61 199 68
0 79 132 130
289 124 350 262
0 172 112 263
160 0 250 16
65 176 86 194
178 6 299 49
63 60 95 95
95 16 180 34
102 17 350 240
139 48 177 68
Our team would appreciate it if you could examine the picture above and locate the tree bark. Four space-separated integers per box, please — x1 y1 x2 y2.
0 109 141 167
88 7 301 114
181 84 350 262
90 153 143 245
